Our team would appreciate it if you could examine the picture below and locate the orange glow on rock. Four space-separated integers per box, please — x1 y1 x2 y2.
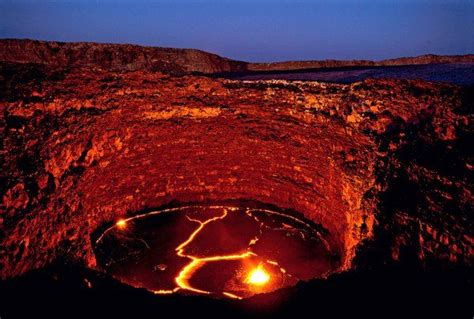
246 264 270 286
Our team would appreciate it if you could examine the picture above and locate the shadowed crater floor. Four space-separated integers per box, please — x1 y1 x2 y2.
93 204 338 299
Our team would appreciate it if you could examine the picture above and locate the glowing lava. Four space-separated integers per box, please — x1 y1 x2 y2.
116 219 127 229
247 264 270 286
94 205 336 299
174 208 255 296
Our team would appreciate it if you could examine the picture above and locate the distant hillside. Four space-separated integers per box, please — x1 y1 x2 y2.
0 39 248 74
0 39 473 74
248 54 474 72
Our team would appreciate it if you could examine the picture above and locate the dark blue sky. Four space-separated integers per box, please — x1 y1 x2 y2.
1 0 473 62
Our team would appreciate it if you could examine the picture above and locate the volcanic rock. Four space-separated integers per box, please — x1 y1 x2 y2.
1 56 472 279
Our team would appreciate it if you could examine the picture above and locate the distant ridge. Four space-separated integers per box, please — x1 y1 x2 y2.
248 53 474 72
0 39 248 74
1 39 473 74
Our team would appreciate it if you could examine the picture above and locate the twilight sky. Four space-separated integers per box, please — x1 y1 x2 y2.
1 0 473 62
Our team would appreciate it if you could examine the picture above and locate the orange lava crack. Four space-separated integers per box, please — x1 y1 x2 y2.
99 205 298 299
174 208 256 297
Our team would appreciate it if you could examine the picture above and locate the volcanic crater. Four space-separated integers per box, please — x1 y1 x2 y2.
0 40 473 317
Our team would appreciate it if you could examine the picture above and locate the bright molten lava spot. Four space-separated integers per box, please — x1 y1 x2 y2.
116 219 127 229
247 265 270 286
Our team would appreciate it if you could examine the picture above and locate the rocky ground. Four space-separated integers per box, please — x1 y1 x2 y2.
0 41 473 317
